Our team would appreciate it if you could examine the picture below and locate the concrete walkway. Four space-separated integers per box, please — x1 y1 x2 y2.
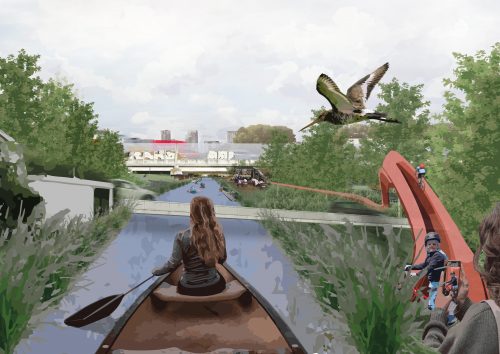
133 200 410 228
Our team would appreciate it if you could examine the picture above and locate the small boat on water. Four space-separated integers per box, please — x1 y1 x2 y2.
187 187 197 194
96 263 306 354
200 182 206 188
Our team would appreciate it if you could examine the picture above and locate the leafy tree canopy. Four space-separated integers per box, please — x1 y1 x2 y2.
233 124 295 144
429 42 499 247
0 50 127 181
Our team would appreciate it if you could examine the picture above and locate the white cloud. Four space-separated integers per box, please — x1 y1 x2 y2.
0 0 498 140
130 112 155 124
266 61 299 93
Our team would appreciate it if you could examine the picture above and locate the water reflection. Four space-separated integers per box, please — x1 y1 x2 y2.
15 178 334 354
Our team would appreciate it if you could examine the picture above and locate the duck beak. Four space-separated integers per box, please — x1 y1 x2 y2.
299 117 321 132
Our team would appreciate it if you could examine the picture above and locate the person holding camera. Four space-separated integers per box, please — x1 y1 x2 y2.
422 203 500 354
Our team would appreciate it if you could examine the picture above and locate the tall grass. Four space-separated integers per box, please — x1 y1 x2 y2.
219 179 406 218
221 179 433 352
218 181 335 211
125 173 191 195
260 216 434 353
0 203 132 354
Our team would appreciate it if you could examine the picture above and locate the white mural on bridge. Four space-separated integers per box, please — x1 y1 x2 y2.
128 150 236 162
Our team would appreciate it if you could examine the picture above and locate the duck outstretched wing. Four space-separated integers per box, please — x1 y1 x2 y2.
316 74 353 114
347 62 389 109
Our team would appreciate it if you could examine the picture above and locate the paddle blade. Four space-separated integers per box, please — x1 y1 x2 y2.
64 294 124 328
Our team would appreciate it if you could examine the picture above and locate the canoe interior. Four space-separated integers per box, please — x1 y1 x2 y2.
109 264 294 354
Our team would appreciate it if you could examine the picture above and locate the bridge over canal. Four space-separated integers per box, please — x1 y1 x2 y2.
133 200 410 228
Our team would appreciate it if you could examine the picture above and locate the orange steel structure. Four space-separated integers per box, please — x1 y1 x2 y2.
271 150 489 305
379 151 488 305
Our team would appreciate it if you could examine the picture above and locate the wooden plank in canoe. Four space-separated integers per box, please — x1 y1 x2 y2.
153 280 247 302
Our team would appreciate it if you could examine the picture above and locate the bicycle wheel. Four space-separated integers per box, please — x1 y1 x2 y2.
419 178 426 191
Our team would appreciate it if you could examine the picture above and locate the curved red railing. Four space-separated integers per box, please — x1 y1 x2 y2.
270 181 386 211
379 151 488 305
271 150 488 305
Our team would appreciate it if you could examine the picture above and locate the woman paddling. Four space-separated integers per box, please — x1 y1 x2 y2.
152 196 227 296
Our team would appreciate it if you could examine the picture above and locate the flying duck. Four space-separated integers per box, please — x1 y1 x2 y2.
299 63 400 131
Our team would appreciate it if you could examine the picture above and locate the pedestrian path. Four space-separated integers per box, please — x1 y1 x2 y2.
133 200 410 228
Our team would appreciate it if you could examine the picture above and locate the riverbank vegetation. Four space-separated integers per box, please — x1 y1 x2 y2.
233 44 498 353
126 173 191 195
260 217 432 353
0 203 132 354
259 43 499 250
0 50 128 182
0 50 193 353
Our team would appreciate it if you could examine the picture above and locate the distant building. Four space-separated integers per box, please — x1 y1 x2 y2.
227 131 237 143
204 140 220 144
185 130 198 143
161 130 171 140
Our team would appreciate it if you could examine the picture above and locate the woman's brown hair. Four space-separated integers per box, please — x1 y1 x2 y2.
473 203 500 305
189 196 225 267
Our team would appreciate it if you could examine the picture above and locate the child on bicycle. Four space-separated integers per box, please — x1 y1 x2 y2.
405 232 447 310
445 271 459 299
416 163 426 180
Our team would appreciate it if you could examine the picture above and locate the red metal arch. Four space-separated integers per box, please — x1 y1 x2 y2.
271 150 489 305
380 151 488 304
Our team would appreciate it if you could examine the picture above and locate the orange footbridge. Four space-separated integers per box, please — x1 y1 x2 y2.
271 151 488 305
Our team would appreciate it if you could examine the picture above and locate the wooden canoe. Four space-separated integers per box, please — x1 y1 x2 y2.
95 263 307 354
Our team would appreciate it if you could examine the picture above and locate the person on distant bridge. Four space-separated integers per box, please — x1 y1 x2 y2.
151 196 227 296
405 232 447 310
423 203 500 354
445 272 459 299
416 163 426 181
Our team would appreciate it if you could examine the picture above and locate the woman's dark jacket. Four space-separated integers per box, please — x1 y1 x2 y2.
411 249 447 282
156 228 227 288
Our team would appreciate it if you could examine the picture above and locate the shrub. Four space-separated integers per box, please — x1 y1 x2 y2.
0 141 43 229
0 203 132 353
259 214 433 353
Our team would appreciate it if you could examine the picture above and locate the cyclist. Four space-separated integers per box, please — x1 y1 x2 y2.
445 271 459 299
416 163 426 187
416 163 426 179
405 232 447 310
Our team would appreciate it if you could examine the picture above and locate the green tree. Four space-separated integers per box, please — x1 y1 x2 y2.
0 50 43 143
429 43 500 247
260 109 360 191
0 50 127 181
87 129 128 179
298 109 359 190
258 129 295 180
359 79 431 186
0 141 42 229
233 124 295 143
63 96 99 178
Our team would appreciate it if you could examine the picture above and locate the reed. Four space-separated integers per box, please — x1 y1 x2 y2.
260 216 433 354
0 203 132 354
123 174 191 195
222 179 432 352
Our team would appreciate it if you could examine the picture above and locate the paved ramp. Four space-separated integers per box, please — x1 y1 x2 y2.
133 200 410 228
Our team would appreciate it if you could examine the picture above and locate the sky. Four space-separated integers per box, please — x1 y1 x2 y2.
1 0 499 142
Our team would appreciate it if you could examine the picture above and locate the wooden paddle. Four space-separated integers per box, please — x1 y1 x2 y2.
64 275 156 328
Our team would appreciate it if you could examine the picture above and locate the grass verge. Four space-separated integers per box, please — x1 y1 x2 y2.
259 216 433 353
124 173 191 195
228 180 431 353
0 203 132 354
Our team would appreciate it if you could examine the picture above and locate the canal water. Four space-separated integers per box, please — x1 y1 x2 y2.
15 178 348 354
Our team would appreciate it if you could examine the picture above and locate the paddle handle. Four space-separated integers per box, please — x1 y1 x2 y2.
124 275 155 296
